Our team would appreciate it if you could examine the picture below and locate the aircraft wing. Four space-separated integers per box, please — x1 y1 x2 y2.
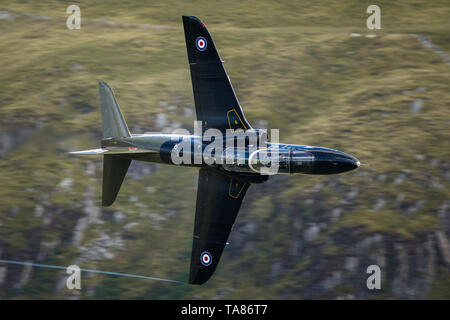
182 16 251 133
189 168 250 284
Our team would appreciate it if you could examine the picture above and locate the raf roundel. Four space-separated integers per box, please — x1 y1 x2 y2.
200 251 212 266
196 36 207 51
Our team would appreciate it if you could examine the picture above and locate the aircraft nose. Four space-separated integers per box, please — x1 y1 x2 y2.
350 156 360 169
345 154 360 171
308 150 360 174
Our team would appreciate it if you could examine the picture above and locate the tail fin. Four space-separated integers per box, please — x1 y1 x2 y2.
99 82 131 206
99 82 131 139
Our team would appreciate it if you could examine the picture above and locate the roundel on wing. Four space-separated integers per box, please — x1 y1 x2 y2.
196 36 207 51
200 251 212 266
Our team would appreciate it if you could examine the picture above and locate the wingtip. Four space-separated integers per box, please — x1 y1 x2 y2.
99 81 110 89
182 15 203 24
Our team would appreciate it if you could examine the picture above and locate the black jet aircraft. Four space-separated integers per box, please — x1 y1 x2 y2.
71 16 360 284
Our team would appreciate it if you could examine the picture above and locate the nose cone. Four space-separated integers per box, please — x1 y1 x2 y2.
309 149 359 174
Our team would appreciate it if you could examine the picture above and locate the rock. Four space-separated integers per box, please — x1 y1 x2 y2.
371 197 386 211
0 11 15 21
34 205 44 217
124 222 139 230
72 217 89 245
293 215 302 230
355 234 383 252
113 211 125 224
435 231 450 265
425 234 436 278
183 107 194 118
416 87 427 93
37 241 57 262
314 183 323 191
155 113 168 128
58 98 68 107
70 64 83 73
304 223 320 242
345 257 359 273
430 177 443 189
15 262 33 289
58 178 74 191
242 221 256 234
289 237 301 256
78 232 125 261
437 201 450 235
0 127 37 158
331 208 342 221
0 267 7 285
410 99 424 114
84 163 96 176
414 154 425 161
393 173 405 184
396 194 405 203
320 271 342 290
345 187 359 201
269 262 282 282
392 244 409 298
72 187 101 245
406 200 425 214
127 161 153 180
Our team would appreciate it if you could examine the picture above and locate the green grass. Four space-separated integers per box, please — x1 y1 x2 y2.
0 0 449 299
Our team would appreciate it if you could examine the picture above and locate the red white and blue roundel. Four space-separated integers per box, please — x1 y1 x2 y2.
196 36 207 51
200 251 212 266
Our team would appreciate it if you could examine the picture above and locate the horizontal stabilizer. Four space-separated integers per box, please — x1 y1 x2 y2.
69 148 108 155
69 147 154 155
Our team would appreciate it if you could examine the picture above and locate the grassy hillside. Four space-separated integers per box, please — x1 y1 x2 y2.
0 1 449 299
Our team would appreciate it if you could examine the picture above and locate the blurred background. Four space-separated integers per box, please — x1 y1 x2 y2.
0 0 449 299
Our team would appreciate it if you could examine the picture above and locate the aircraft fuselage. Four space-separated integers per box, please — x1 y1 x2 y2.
100 133 360 176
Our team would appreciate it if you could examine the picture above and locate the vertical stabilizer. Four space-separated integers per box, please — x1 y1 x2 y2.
99 82 131 139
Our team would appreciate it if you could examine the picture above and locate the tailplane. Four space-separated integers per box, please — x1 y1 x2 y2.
70 82 132 207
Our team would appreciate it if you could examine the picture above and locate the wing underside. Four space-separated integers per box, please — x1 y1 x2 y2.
182 15 251 133
189 168 250 284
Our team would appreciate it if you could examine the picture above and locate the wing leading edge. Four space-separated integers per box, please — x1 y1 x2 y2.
189 168 250 284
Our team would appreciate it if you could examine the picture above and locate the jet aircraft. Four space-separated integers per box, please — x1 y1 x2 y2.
71 16 360 284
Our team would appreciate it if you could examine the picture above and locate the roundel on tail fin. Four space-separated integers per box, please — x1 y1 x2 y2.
196 36 207 51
